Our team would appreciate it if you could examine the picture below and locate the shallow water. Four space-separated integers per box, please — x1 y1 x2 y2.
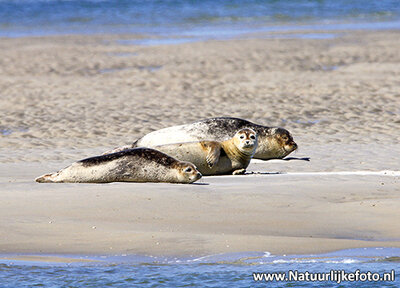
2 263 397 287
1 0 400 37
0 248 399 287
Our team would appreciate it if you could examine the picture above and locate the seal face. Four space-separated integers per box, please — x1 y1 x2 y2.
35 148 202 184
115 117 296 160
153 128 258 176
257 127 297 160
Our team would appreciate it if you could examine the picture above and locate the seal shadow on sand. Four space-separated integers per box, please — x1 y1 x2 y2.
253 156 310 162
281 157 310 161
245 172 283 175
246 157 310 175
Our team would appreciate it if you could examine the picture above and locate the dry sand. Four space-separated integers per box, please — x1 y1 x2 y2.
0 29 399 257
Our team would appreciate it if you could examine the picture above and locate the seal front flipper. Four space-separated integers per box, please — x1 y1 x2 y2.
232 168 246 175
200 141 221 168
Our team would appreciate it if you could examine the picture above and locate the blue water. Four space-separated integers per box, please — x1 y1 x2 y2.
1 0 400 37
0 248 399 287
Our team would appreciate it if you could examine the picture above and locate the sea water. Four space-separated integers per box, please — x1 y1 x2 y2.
0 248 399 287
1 0 400 37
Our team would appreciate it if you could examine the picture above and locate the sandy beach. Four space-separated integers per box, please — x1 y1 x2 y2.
0 29 399 258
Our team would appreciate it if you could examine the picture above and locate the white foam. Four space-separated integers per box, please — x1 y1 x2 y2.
325 259 360 264
263 251 272 258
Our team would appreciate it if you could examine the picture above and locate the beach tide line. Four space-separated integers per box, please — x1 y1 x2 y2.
208 170 400 178
280 170 400 176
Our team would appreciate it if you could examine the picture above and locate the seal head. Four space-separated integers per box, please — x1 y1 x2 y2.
174 161 202 183
255 128 297 159
232 128 258 153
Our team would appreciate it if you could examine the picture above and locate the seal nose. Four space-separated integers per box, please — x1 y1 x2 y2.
245 140 250 145
196 172 202 179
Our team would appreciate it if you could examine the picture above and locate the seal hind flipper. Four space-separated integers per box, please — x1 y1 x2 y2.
35 173 56 183
131 139 139 148
200 141 221 168
102 139 140 156
101 145 132 155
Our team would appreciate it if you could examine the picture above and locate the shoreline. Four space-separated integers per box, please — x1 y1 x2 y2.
1 19 400 42
0 19 400 41
120 19 400 46
1 247 400 265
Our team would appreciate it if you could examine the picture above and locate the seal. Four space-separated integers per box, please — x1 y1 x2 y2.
105 117 297 160
153 128 258 176
35 148 202 184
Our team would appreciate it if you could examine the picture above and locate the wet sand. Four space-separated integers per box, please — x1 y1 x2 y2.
1 161 399 257
0 29 399 257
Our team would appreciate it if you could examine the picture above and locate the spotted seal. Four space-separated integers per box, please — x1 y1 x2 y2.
107 117 297 160
35 148 202 184
152 128 257 176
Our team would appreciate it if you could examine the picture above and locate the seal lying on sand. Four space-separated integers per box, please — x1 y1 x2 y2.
35 148 202 184
105 117 297 160
153 128 257 176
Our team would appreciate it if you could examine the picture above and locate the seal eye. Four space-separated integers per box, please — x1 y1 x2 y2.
240 135 244 139
185 167 192 173
250 135 255 140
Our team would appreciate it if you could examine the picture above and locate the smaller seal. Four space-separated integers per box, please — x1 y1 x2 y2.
153 128 258 176
35 148 202 184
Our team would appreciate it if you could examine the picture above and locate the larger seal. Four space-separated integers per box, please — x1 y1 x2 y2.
106 117 297 160
35 148 202 184
153 128 257 176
